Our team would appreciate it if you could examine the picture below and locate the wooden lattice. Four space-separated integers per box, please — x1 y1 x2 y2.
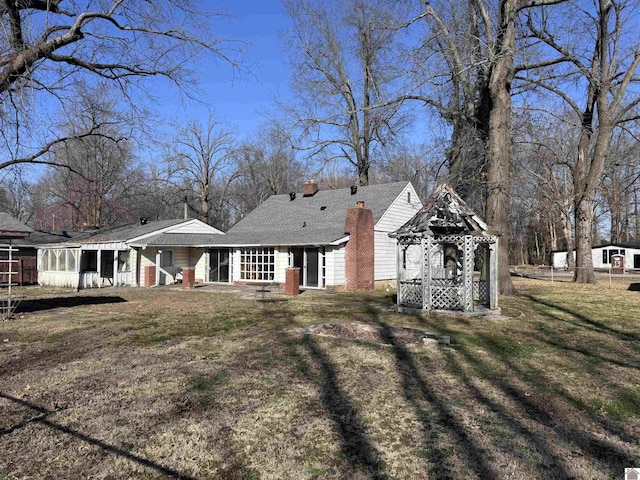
399 280 422 308
431 284 462 310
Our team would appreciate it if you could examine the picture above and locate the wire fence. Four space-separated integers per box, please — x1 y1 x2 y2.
512 265 640 287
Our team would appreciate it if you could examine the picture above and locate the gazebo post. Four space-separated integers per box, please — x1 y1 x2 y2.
463 235 474 312
489 240 499 309
424 236 431 310
396 240 403 305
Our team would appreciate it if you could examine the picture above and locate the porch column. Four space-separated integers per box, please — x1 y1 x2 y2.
113 251 119 286
489 239 499 309
97 248 102 288
155 249 161 286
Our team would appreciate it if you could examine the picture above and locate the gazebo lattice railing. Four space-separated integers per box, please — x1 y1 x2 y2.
396 234 497 312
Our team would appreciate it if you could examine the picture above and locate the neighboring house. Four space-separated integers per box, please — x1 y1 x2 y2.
552 241 640 270
0 212 34 285
205 181 423 290
0 230 91 285
38 218 224 289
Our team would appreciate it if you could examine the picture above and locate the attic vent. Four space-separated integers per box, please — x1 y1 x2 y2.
320 206 327 210
140 217 148 225
289 192 296 201
350 185 358 195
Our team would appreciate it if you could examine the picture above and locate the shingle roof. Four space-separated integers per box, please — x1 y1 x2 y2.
139 233 226 247
207 181 411 246
0 212 33 238
393 184 489 236
0 230 92 247
79 219 188 243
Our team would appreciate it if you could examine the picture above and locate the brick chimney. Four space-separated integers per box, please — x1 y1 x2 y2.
303 180 319 197
344 202 374 291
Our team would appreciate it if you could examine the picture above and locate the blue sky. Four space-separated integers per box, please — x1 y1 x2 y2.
155 1 293 140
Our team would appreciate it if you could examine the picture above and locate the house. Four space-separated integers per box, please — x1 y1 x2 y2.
0 212 34 286
204 180 423 290
552 241 640 271
0 230 91 285
37 218 224 289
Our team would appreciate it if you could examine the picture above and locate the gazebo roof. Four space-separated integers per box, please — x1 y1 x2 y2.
392 184 489 237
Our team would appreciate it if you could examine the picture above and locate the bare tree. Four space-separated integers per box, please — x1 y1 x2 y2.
0 0 239 170
522 0 640 282
33 86 140 229
282 0 410 186
166 115 238 228
601 131 640 243
0 166 33 223
233 127 306 219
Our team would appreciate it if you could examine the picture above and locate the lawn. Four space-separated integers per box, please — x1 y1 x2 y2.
0 278 639 479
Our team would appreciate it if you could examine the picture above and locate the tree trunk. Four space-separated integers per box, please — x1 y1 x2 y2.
561 211 575 268
483 0 517 296
574 198 596 282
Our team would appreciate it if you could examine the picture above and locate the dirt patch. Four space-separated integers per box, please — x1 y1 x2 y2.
296 322 438 346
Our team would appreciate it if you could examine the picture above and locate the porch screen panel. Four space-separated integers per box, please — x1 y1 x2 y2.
58 250 67 271
66 250 77 272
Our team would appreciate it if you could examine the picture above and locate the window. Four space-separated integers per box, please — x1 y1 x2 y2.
118 251 131 272
407 191 411 203
240 247 275 281
160 250 173 267
602 250 608 264
609 249 619 263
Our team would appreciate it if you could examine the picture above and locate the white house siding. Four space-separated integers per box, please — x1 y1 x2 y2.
274 248 289 283
164 222 223 234
324 245 345 288
373 183 423 280
140 249 156 286
38 271 80 288
193 248 208 283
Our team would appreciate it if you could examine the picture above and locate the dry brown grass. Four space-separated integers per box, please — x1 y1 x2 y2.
0 278 639 479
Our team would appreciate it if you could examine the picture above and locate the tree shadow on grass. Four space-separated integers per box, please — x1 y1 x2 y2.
287 333 387 479
0 392 196 479
415 315 640 477
522 294 638 342
14 296 127 313
360 305 498 479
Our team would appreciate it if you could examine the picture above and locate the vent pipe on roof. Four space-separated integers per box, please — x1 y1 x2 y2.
350 185 358 195
140 217 148 225
289 192 296 201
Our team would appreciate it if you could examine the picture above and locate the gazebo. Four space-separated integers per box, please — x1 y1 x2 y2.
390 184 498 313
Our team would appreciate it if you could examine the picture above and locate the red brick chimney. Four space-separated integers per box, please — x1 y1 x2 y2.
303 180 319 197
344 202 374 291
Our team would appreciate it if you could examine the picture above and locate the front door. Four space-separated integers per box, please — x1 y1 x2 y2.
209 248 230 283
635 254 640 269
